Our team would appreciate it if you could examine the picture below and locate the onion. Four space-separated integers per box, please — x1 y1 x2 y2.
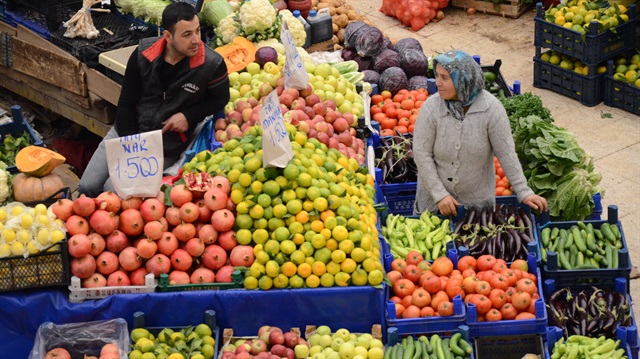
436 10 445 20
467 8 476 15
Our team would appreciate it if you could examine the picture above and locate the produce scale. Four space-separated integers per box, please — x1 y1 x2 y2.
0 0 638 358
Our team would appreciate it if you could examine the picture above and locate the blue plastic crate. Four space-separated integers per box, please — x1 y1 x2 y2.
546 325 635 359
385 325 475 358
3 9 50 39
534 2 637 65
1 105 45 174
379 182 417 217
467 266 548 338
533 54 605 107
604 60 640 115
384 295 467 337
537 205 632 292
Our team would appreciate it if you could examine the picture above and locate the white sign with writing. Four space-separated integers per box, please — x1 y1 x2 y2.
281 21 309 90
105 130 164 199
259 91 293 168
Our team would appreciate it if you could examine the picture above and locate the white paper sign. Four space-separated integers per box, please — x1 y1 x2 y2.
259 91 293 168
105 130 164 199
281 21 309 90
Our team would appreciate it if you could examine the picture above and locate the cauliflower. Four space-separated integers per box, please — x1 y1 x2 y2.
215 13 240 46
279 10 307 48
0 161 10 203
238 0 277 35
297 47 313 64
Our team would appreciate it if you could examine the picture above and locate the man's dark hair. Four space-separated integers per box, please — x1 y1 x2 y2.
162 2 198 34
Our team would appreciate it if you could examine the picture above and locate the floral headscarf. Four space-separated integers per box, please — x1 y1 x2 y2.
433 50 485 122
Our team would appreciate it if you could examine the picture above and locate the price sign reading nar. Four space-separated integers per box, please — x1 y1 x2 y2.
259 90 293 168
105 130 164 199
281 21 309 90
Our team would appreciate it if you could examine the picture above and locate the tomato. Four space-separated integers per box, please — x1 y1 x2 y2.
501 269 518 286
381 90 392 99
381 118 397 131
445 278 464 300
475 280 492 296
526 272 538 285
515 312 536 320
462 276 479 294
489 289 507 309
469 294 492 315
420 306 435 318
485 309 502 322
512 291 532 311
510 259 528 271
371 94 384 105
450 270 463 279
393 278 416 298
432 257 454 277
411 287 432 308
401 99 415 110
495 187 505 196
516 278 537 295
502 189 513 196
398 109 412 119
477 270 496 282
395 303 405 318
527 297 538 314
430 290 449 310
393 93 404 103
500 303 518 320
496 167 505 178
398 118 410 128
370 106 383 115
401 294 413 308
492 261 507 273
403 264 421 283
390 296 402 304
381 129 395 137
416 92 428 101
391 258 407 272
512 269 524 280
457 256 477 272
505 287 517 303
385 106 398 119
417 261 432 273
402 305 421 318
462 268 476 278
477 255 497 271
404 250 423 266
372 112 387 123
422 275 442 294
437 301 454 316
396 126 409 134
398 89 409 95
489 273 510 291
408 124 415 133
387 271 403 285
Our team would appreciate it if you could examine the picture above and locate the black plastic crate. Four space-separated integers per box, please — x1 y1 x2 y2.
0 241 71 292
481 59 515 98
533 54 605 107
604 60 640 115
534 2 638 65
474 334 545 359
7 0 82 32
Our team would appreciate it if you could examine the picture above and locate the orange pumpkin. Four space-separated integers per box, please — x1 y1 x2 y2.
15 146 66 177
215 37 257 72
12 173 64 203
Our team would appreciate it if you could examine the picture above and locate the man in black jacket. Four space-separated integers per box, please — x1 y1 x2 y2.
79 2 229 197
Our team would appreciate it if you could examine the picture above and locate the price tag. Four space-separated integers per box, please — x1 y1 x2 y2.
105 130 164 199
281 21 309 90
259 91 293 168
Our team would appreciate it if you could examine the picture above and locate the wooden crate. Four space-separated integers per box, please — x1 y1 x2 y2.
452 0 532 18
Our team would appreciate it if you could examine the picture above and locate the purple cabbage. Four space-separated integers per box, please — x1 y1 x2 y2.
341 48 358 61
356 26 384 57
394 38 423 55
255 47 278 68
383 37 393 50
379 67 408 95
353 55 372 71
362 70 380 85
373 49 401 73
344 21 370 49
409 76 430 91
401 48 429 77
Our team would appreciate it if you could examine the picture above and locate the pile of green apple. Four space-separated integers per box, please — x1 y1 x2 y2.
306 326 384 359
128 324 216 359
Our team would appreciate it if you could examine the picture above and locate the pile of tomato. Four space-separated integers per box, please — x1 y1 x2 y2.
494 157 514 196
371 89 428 136
387 253 541 322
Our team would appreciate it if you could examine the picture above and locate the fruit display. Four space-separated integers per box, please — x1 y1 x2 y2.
543 1 631 34
221 326 308 359
539 221 624 269
0 202 66 258
381 212 452 261
538 50 606 76
305 326 384 359
370 89 427 136
129 323 216 359
452 204 536 262
183 125 383 290
384 333 473 359
494 157 513 196
549 335 629 359
611 54 640 88
374 135 417 184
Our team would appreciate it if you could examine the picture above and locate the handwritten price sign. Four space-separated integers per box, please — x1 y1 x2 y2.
260 91 293 168
281 21 308 90
105 130 164 199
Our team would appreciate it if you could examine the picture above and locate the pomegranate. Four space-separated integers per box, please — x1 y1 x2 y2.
51 198 74 221
82 273 107 288
157 232 179 256
119 246 143 271
230 245 255 267
216 265 235 282
218 231 238 251
170 184 193 207
120 196 143 210
183 171 214 192
140 198 165 222
143 220 164 240
212 175 231 194
95 191 121 212
198 224 218 244
45 348 72 359
119 209 144 236
168 270 191 285
130 267 150 285
195 199 213 223
190 267 215 284
211 209 235 232
136 238 158 259
185 237 205 257
90 210 118 235
88 233 106 257
73 194 96 217
201 244 227 270
107 270 131 286
105 230 129 254
170 248 193 271
226 197 236 212
164 206 181 227
203 188 228 211
173 222 196 242
68 234 91 258
95 251 119 275
66 215 90 236
70 254 96 279
179 202 200 223
146 254 171 276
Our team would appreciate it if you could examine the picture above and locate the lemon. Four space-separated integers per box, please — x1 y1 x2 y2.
51 230 65 244
10 241 25 256
10 206 24 216
625 70 637 83
540 52 551 62
0 209 6 221
0 243 11 257
549 55 561 65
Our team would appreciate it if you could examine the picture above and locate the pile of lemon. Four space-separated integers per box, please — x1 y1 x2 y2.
185 124 384 289
544 0 630 34
611 54 640 88
539 50 610 75
128 324 215 359
0 202 66 258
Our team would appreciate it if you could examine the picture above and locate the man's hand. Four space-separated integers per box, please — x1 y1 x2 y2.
523 194 548 213
162 112 189 133
437 195 460 216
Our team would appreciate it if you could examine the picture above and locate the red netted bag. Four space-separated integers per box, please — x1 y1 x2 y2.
393 0 438 31
380 0 397 17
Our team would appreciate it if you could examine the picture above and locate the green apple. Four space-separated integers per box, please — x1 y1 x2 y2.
324 91 335 102
369 339 383 350
334 329 351 342
322 347 334 356
330 67 340 78
229 88 240 102
368 348 383 359
250 78 262 89
334 93 345 107
330 338 344 352
344 89 355 103
316 325 332 336
355 336 370 349
338 342 355 359
314 89 326 101
228 71 240 85
265 62 280 75
326 76 339 89
349 334 357 342
295 344 310 359
239 72 252 85
246 62 261 75
338 100 352 115
327 352 341 359
310 345 324 356
352 355 366 359
323 84 335 93
314 63 332 79
312 354 326 359
304 62 316 74
354 346 368 358
336 81 347 94
319 334 333 348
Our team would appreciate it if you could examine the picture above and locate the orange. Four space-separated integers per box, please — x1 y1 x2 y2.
312 261 327 277
295 211 310 224
297 263 312 278
341 258 357 273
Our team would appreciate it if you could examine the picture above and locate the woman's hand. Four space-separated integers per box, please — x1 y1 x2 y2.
523 194 548 212
437 195 460 216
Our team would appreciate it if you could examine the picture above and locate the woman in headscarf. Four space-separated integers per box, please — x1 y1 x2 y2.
413 50 547 216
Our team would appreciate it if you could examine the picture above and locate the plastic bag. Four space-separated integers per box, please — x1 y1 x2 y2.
28 318 129 359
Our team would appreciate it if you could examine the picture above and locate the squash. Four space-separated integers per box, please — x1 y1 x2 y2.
12 173 64 203
215 36 257 72
15 146 66 177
